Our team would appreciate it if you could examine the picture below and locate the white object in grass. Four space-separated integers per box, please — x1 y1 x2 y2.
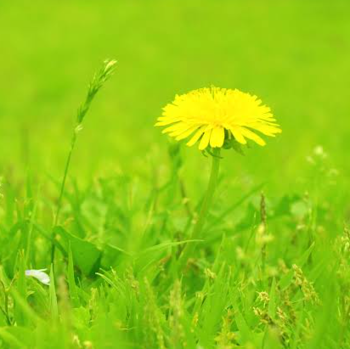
25 269 50 286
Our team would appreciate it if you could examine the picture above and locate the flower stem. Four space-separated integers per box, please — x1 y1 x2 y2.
179 147 221 268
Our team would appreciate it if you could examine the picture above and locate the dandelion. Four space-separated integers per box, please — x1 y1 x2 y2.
156 86 281 151
156 87 281 268
25 269 50 285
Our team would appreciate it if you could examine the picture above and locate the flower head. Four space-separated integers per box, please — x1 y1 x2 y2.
156 87 281 150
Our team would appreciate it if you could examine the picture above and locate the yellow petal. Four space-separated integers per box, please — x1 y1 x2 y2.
229 127 247 144
187 126 206 147
249 123 282 136
175 125 200 140
155 116 181 126
240 127 266 146
198 129 212 150
210 127 225 148
162 123 187 134
169 125 195 137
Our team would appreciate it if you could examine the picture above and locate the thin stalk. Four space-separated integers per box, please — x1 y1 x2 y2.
54 132 77 228
51 59 117 263
50 132 77 262
25 192 39 265
179 147 221 268
179 177 192 217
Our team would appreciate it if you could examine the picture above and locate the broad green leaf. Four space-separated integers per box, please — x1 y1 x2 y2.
54 226 102 275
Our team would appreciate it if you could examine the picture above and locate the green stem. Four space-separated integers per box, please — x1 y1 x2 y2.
51 131 77 263
179 147 221 267
49 59 116 266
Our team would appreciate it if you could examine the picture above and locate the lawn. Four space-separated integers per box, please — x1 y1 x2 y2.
0 0 349 348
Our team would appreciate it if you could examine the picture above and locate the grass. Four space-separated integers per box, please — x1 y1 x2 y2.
0 0 350 348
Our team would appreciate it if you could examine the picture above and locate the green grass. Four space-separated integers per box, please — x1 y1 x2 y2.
0 0 350 348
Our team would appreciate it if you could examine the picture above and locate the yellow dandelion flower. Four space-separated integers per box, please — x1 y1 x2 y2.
156 87 281 150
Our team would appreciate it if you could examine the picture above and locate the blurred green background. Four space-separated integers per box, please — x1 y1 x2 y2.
0 0 349 194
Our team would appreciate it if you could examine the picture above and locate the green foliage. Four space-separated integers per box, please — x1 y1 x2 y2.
0 148 348 348
0 1 349 348
55 227 102 276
